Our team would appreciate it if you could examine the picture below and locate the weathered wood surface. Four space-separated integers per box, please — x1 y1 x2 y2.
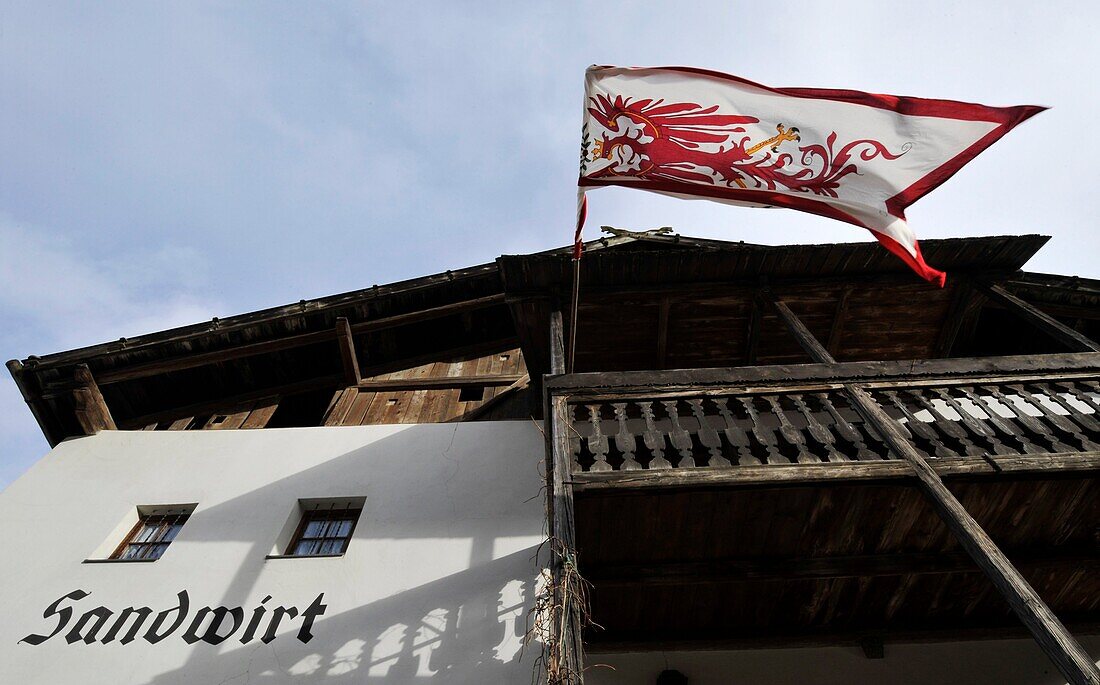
576 477 1100 656
336 317 362 385
770 296 1100 685
323 346 527 425
979 282 1100 353
586 548 1100 586
571 452 1100 491
72 365 117 435
546 309 585 682
94 293 507 385
546 352 1100 395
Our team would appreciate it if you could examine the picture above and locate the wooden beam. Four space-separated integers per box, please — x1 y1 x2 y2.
71 364 116 435
768 292 835 363
656 296 671 370
766 297 1100 685
847 385 1100 684
95 294 507 385
770 301 1095 685
546 352 1100 395
570 452 1100 492
348 293 506 334
357 374 524 391
826 288 852 356
979 282 1100 353
335 317 361 385
744 294 762 365
934 281 979 357
584 549 1100 586
458 373 530 422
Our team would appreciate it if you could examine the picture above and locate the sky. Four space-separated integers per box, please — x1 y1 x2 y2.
2 1 1098 489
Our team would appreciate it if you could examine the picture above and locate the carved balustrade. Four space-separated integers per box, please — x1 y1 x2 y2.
551 355 1100 474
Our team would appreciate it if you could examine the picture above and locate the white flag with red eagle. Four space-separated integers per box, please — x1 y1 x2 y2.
577 66 1043 285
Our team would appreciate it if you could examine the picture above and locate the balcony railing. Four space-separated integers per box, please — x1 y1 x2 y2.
548 353 1100 481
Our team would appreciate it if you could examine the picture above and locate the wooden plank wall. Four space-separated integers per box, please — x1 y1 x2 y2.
323 346 528 425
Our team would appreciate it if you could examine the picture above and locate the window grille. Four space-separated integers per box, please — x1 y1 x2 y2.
287 504 362 556
111 509 191 561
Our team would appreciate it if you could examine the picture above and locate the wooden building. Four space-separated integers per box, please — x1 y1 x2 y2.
4 230 1100 684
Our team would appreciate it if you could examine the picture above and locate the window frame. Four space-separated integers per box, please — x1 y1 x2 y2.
284 504 363 558
108 508 192 562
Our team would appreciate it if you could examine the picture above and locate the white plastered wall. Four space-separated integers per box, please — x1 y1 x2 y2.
0 422 547 684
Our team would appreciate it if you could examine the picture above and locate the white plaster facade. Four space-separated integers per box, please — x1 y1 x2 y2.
2 421 1098 684
0 422 547 684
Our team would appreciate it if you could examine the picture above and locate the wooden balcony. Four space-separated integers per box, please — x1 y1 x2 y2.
544 353 1100 673
551 353 1100 491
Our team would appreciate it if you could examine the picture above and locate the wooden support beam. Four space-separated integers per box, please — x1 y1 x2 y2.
72 364 116 435
584 549 1100 586
570 452 1100 492
458 373 530 422
979 282 1100 353
934 280 979 357
826 287 852 356
767 296 1100 685
546 309 585 681
335 317 361 385
768 293 835 364
357 374 524 391
744 294 762 365
656 296 671 370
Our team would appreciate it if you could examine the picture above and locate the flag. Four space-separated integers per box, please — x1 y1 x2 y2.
577 65 1044 285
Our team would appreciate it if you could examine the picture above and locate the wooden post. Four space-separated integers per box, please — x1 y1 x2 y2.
826 287 852 357
979 282 1100 353
72 364 116 435
335 317 362 385
744 293 762 365
768 293 1100 685
546 309 585 682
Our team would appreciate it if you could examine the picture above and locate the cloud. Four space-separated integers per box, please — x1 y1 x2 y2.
0 215 221 351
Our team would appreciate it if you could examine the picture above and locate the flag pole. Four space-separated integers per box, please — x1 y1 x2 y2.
567 191 587 374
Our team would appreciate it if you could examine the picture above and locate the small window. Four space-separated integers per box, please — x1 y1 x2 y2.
286 504 362 557
110 507 193 561
459 385 485 402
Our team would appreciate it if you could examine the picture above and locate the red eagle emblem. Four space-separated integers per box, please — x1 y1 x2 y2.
584 94 909 198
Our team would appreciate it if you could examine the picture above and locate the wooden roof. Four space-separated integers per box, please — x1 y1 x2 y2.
500 233 1052 374
12 231 1100 446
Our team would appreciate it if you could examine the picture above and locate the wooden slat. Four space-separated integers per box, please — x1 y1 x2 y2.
240 397 279 429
